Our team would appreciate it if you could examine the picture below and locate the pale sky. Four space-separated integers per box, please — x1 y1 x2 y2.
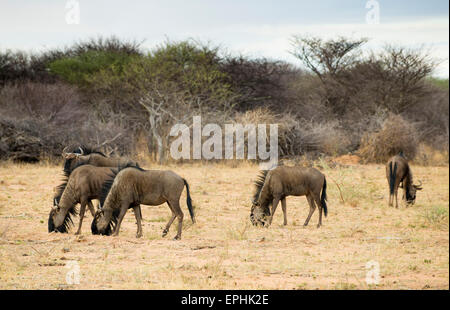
0 0 448 77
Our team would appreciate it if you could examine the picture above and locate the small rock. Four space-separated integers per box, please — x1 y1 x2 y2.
62 247 70 253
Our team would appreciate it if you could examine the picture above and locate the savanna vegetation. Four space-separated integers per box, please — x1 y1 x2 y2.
0 36 448 290
0 36 448 165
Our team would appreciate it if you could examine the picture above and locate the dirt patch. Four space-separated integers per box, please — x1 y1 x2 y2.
334 154 361 165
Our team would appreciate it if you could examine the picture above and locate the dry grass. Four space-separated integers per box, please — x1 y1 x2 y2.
0 161 448 290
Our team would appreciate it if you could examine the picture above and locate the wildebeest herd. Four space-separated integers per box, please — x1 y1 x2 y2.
48 145 423 239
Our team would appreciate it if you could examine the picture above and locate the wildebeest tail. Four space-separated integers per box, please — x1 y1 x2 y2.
183 178 195 223
321 177 328 217
389 162 397 195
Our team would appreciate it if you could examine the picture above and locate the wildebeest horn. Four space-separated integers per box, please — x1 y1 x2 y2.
62 146 70 158
54 198 58 206
415 180 423 190
78 147 84 155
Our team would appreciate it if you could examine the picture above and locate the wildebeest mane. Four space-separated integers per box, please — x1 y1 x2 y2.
252 170 269 204
99 169 119 208
48 204 78 233
95 164 144 235
50 162 89 233
55 162 89 205
91 208 119 236
99 164 145 207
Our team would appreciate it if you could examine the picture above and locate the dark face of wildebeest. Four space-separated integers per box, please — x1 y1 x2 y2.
250 200 270 227
91 208 114 236
405 180 423 205
48 197 76 233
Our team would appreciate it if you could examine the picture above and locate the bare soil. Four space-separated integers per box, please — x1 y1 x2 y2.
0 162 448 289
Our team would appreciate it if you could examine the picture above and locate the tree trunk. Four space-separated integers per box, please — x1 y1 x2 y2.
148 114 165 164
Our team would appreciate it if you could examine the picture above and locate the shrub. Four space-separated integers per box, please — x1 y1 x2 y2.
418 205 449 230
234 109 351 158
358 114 418 163
0 81 136 161
48 51 135 86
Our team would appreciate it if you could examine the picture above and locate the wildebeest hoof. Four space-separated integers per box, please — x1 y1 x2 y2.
136 233 142 238
162 230 168 237
316 224 321 228
173 235 181 240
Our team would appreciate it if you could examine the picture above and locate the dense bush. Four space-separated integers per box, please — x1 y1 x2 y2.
357 114 419 163
0 81 135 160
0 36 142 86
48 51 135 86
0 36 448 163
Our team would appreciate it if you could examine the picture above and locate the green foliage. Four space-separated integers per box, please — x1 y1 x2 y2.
48 50 134 86
87 40 234 108
427 77 449 90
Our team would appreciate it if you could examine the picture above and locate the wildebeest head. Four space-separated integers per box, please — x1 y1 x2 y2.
406 180 423 205
48 197 76 233
250 200 270 227
91 207 114 236
62 146 86 172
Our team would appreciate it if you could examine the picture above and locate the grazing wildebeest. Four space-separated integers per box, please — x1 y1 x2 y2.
386 153 422 208
62 145 139 175
48 164 137 234
250 165 328 228
91 165 195 239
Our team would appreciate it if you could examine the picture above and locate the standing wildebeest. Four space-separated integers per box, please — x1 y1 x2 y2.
48 164 136 234
250 165 328 228
62 145 139 174
91 166 195 239
386 153 422 208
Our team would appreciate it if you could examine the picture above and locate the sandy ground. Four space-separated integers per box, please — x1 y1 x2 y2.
0 161 448 290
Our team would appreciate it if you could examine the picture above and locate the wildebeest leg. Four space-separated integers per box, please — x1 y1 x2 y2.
75 199 87 235
170 200 184 240
281 197 287 226
313 194 323 228
388 189 393 207
87 200 96 217
162 202 177 237
133 205 143 238
269 197 281 226
112 203 128 237
303 195 316 226
394 187 399 208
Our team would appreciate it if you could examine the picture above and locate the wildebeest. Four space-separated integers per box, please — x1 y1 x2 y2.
91 165 195 239
250 165 328 228
62 145 139 175
48 164 134 234
386 153 422 208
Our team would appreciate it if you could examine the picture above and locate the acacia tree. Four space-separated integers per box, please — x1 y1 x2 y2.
290 36 367 82
363 46 436 113
290 36 368 115
88 40 237 163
